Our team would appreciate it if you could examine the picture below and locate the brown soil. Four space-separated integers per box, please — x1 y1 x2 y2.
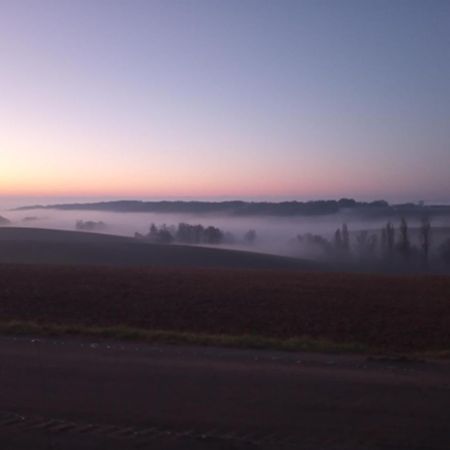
1 264 449 351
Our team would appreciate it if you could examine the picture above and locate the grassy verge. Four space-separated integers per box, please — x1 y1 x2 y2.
0 320 370 353
1 320 448 357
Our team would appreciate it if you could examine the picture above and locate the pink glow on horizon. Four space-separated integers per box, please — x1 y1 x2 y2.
1 1 449 203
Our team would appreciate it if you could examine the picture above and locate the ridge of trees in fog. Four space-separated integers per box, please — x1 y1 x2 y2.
135 218 450 271
297 217 450 271
3 205 450 272
14 199 450 218
75 220 107 232
135 222 256 246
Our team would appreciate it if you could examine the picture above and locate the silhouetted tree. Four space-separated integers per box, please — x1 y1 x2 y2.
355 231 368 260
381 222 395 261
157 225 174 244
149 222 227 245
190 224 199 243
397 217 411 261
337 198 357 208
297 233 333 258
148 223 159 241
244 229 257 245
419 216 431 268
367 234 378 259
355 231 378 261
334 228 342 253
334 225 352 258
176 223 195 243
75 220 106 231
386 222 395 257
204 226 223 244
341 223 350 256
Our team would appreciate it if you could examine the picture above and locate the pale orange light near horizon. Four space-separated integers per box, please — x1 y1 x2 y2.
0 169 390 201
2 130 447 202
2 132 348 199
0 142 430 201
1 156 343 199
0 1 449 205
0 171 326 199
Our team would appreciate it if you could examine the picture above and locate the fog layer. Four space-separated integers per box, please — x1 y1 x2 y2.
2 204 450 260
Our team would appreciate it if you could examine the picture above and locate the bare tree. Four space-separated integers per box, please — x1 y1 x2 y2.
355 230 369 260
419 216 431 268
334 228 343 257
381 222 395 261
355 231 379 262
244 229 257 245
386 222 395 257
398 217 411 261
342 223 350 256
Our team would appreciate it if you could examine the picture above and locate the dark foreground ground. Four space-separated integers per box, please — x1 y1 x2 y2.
1 264 450 352
0 336 449 450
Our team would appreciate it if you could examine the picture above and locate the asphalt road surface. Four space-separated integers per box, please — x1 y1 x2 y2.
0 336 449 450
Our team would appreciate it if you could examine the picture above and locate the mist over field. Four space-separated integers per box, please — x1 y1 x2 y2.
2 198 450 264
2 205 344 255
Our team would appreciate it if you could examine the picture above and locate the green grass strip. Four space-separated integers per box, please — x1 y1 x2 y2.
1 320 449 357
0 320 369 353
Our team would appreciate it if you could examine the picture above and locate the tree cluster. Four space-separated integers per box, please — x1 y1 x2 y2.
296 217 444 270
75 220 106 231
135 223 226 245
48 198 399 217
296 233 334 258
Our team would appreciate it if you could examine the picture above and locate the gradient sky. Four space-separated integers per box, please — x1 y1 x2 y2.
1 0 449 202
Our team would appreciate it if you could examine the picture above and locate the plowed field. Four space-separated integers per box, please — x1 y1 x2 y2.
1 264 449 351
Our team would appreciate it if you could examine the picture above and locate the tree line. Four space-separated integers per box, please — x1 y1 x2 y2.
135 222 258 246
134 218 450 270
75 220 106 232
31 198 450 218
297 217 450 269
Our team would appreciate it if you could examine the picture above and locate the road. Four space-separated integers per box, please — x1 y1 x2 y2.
0 336 449 449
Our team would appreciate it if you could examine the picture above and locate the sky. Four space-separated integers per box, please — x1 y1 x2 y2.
1 0 449 203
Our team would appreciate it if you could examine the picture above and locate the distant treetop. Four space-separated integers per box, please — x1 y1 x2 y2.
14 199 450 218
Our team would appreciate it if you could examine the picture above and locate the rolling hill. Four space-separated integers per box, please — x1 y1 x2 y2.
0 227 318 270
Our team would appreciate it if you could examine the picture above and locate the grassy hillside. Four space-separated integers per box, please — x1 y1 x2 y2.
0 227 317 270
